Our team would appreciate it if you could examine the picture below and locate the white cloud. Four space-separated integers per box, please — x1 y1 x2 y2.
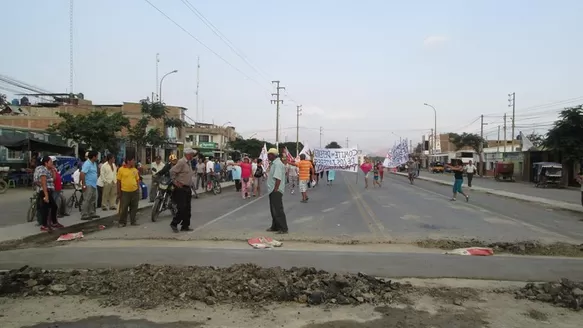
423 35 448 47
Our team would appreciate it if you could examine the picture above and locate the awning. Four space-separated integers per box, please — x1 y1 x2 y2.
0 135 73 155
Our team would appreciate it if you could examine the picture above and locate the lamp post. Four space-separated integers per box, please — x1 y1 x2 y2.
423 103 437 155
159 69 178 103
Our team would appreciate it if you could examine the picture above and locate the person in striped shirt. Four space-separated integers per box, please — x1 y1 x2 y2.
290 154 314 203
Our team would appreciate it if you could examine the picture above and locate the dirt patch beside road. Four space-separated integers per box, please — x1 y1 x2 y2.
417 238 583 257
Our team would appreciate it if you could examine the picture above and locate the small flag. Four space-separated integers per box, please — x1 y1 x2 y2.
284 147 294 162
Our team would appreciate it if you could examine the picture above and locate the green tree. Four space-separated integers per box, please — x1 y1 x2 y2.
47 110 129 154
525 132 545 148
127 100 184 154
448 132 488 173
228 138 274 158
544 105 583 162
325 141 342 149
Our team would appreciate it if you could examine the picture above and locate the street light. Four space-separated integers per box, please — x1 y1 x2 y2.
423 103 437 155
159 69 178 103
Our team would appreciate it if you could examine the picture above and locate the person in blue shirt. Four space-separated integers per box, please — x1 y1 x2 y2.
231 160 242 192
214 160 222 180
80 150 100 220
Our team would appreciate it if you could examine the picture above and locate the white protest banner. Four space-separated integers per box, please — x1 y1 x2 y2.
313 148 359 173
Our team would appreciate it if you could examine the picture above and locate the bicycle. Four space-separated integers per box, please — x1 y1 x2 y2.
65 187 84 215
206 174 222 195
0 172 8 194
27 190 39 222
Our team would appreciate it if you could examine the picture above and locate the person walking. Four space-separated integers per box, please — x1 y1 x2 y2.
406 157 418 184
292 154 314 203
33 156 63 231
465 160 477 187
195 157 206 190
100 154 117 210
265 148 288 234
80 151 100 220
169 148 196 232
286 159 298 194
231 159 242 192
96 157 107 209
150 156 165 202
448 159 470 202
116 156 140 227
253 158 266 197
360 158 373 189
237 157 253 199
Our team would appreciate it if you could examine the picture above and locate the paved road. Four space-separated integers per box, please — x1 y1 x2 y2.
417 171 582 205
0 243 582 281
81 171 583 244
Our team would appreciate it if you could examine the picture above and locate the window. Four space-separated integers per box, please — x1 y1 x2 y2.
199 135 210 142
7 149 24 160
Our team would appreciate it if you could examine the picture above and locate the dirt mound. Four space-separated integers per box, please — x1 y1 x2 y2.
515 279 583 310
417 239 583 257
0 264 410 309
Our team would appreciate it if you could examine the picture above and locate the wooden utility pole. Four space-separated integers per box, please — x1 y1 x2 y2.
508 92 516 149
319 126 323 148
503 113 507 153
271 81 285 149
296 105 302 157
497 126 501 152
346 137 349 148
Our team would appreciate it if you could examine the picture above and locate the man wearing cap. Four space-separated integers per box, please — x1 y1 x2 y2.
169 148 196 232
266 148 288 234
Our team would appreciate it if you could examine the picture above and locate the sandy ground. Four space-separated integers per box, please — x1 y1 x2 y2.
0 279 581 328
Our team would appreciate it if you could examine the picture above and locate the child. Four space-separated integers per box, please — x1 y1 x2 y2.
327 170 336 185
373 166 381 187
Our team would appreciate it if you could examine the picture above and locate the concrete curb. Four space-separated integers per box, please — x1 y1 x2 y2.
390 172 583 214
0 183 236 251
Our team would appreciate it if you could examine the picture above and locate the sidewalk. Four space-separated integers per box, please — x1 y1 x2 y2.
391 171 583 213
0 180 234 247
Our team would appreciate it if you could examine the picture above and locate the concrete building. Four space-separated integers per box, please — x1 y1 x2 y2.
184 122 237 160
0 96 186 164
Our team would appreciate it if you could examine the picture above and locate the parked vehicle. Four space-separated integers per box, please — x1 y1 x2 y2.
533 162 563 188
429 162 444 173
495 162 515 182
151 177 177 222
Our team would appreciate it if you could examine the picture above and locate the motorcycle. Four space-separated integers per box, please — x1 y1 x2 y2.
151 177 177 222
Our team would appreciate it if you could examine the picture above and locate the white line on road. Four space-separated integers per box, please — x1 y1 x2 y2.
190 195 267 233
341 201 350 205
322 207 335 213
293 216 315 224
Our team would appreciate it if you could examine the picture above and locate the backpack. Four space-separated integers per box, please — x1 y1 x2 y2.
254 165 264 178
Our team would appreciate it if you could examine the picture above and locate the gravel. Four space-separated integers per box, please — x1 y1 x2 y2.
0 264 410 309
515 278 583 311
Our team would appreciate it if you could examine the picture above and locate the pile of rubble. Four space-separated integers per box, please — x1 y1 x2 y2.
0 264 408 309
516 278 583 310
418 239 583 257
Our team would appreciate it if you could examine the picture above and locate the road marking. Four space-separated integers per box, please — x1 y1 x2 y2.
322 207 335 213
341 201 350 205
190 195 267 233
293 216 315 224
344 174 391 240
400 214 421 221
483 217 518 226
388 176 578 242
343 174 377 235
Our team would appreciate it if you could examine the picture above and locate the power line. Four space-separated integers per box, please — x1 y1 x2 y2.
143 0 272 94
179 0 272 82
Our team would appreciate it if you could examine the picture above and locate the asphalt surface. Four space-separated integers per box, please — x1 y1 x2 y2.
417 171 582 205
78 171 583 244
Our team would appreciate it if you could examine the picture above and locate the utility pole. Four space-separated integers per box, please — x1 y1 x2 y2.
503 113 507 153
430 129 434 155
271 81 285 149
296 105 302 157
155 53 160 101
319 126 323 148
69 0 74 94
345 137 349 148
497 126 501 152
479 115 488 176
508 92 516 149
196 56 200 121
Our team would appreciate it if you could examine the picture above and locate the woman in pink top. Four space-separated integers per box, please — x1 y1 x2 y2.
237 157 253 199
360 158 373 189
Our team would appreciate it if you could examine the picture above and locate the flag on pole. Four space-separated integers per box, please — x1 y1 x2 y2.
260 143 269 171
284 147 294 162
299 143 312 160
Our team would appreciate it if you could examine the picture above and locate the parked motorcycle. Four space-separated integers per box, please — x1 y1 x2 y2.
151 177 177 222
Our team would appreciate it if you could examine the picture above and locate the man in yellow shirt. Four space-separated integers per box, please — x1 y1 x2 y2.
117 156 140 227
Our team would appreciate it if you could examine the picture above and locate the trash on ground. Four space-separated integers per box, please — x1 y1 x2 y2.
56 232 84 241
247 237 282 249
445 247 494 256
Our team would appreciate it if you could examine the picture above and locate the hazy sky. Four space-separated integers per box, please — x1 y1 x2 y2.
2 0 583 154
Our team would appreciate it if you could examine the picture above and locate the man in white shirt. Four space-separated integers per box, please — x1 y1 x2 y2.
464 160 477 187
206 157 215 184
